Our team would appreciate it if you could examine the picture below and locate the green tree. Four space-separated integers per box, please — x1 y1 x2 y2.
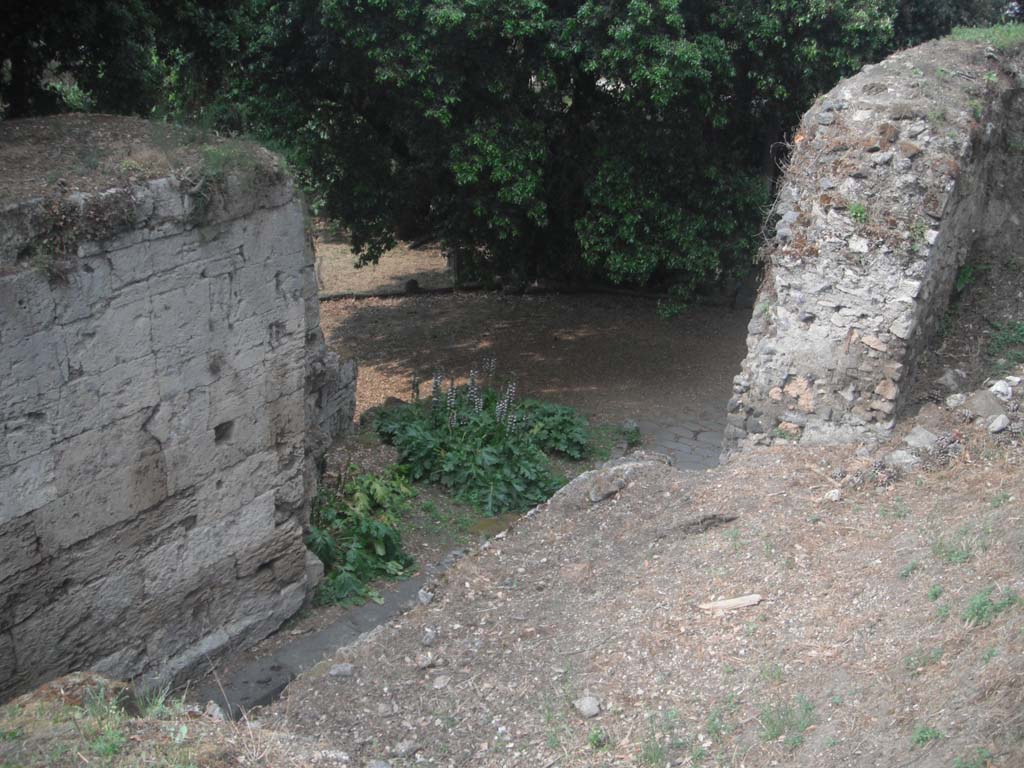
233 0 895 296
893 0 1007 47
1 0 160 117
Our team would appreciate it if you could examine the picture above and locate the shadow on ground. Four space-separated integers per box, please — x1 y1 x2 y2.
320 292 751 468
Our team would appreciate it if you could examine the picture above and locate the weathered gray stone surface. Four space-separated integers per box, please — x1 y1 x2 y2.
725 40 1023 455
0 149 355 699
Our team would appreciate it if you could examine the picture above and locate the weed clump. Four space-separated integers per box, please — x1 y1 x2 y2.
759 695 814 749
307 468 415 605
962 586 1019 627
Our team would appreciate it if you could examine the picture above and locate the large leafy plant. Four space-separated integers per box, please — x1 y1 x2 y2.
376 368 590 515
308 468 416 605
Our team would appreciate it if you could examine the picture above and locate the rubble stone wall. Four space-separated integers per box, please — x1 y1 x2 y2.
726 40 1024 452
0 159 354 700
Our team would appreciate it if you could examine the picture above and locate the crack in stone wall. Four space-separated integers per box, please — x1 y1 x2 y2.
725 39 1024 454
0 164 355 700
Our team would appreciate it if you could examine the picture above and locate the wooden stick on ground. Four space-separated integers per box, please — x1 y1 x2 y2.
699 594 763 612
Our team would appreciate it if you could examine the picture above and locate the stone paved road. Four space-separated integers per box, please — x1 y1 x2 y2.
640 417 726 470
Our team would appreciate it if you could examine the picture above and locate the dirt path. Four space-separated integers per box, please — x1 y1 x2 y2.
315 232 453 296
321 293 749 469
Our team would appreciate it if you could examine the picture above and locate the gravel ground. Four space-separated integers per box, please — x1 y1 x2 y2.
263 414 1024 767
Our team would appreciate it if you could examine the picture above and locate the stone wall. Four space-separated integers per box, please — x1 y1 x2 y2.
725 40 1024 452
0 137 355 700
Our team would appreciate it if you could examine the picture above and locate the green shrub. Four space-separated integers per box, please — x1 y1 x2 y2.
376 369 589 515
308 468 415 605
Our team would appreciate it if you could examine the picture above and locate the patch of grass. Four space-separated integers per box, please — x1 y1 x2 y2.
724 527 742 551
981 647 998 664
935 603 951 621
962 586 1019 627
588 726 610 749
136 683 185 720
951 24 1024 50
911 725 943 747
639 735 668 767
849 201 869 224
928 584 944 601
0 729 22 742
932 533 973 565
760 662 784 683
706 708 728 743
879 499 910 520
759 695 814 749
770 426 799 441
990 491 1011 508
988 321 1024 371
904 647 943 677
900 560 920 579
89 726 127 758
953 747 995 768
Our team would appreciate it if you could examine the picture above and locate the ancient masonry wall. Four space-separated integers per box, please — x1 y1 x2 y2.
0 164 355 699
725 40 1023 452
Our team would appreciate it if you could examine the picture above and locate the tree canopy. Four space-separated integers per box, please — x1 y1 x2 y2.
1 0 1012 298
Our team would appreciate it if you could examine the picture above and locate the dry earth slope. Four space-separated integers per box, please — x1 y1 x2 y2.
263 418 1023 767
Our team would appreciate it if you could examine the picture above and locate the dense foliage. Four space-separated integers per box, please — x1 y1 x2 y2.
375 371 590 514
2 1 1013 295
308 468 416 605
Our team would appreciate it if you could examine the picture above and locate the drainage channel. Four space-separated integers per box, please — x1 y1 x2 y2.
192 551 464 719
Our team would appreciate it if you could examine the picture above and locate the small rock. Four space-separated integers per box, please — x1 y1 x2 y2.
204 701 226 721
871 150 894 166
863 336 889 353
394 740 420 758
417 588 434 606
903 426 938 451
587 474 627 503
873 378 897 401
367 761 391 768
936 368 967 392
884 450 920 469
432 675 451 690
824 488 842 502
573 695 601 719
965 390 1008 419
329 663 355 678
1007 376 1022 386
415 653 435 669
817 112 836 126
989 380 1013 401
848 236 870 254
945 393 967 409
621 418 639 432
421 628 437 647
989 414 1010 434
